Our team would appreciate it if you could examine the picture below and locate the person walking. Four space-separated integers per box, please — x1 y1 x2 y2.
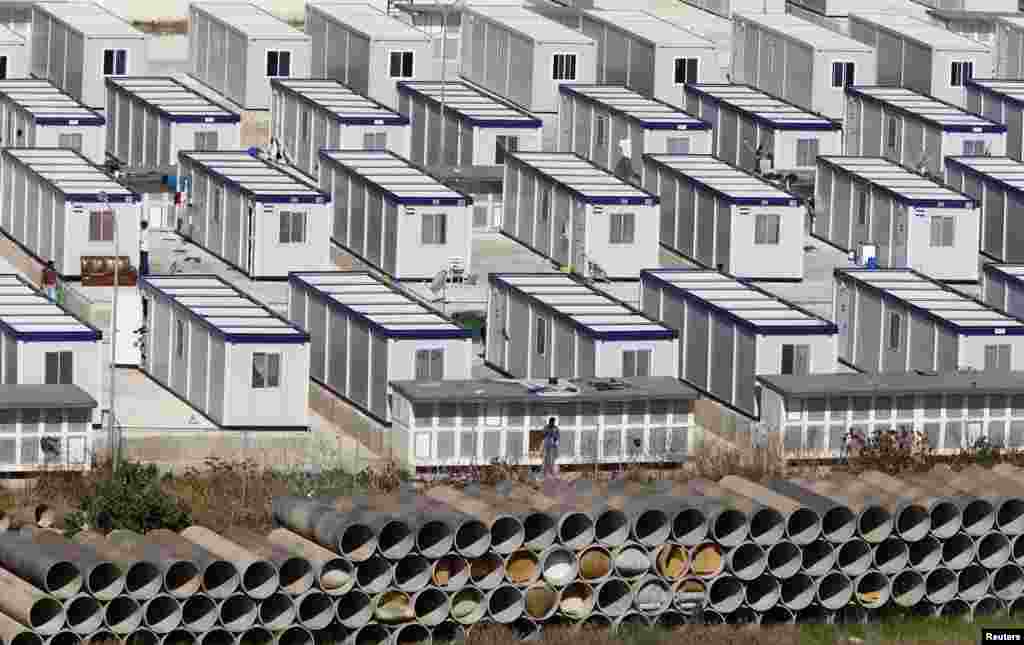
543 417 560 478
41 260 58 301
139 220 150 276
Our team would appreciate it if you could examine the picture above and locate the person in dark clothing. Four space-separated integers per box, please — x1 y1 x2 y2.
614 139 641 183
41 260 58 302
543 417 560 478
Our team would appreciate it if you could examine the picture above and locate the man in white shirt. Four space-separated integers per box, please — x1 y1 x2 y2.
139 220 150 276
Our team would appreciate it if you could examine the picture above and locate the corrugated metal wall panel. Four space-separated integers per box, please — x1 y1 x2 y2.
195 12 209 79
309 9 325 76
785 43 813 112
371 335 388 419
696 190 715 266
348 321 371 407
365 194 382 267
1006 191 1024 262
909 310 936 372
508 293 530 376
145 109 158 167
735 330 756 415
709 318 734 402
849 18 877 46
24 174 37 251
629 40 655 101
348 35 370 94
384 204 397 275
677 180 695 256
350 181 366 258
66 32 83 101
715 200 730 271
877 31 903 86
39 189 53 261
936 323 958 371
508 34 532 108
863 101 883 157
685 303 709 388
225 189 242 267
444 112 459 167
411 99 426 162
107 89 117 157
159 120 171 167
504 165 518 235
328 310 348 392
131 100 145 166
152 298 170 383
985 183 1006 260
208 338 225 422
902 39 932 95
427 103 441 166
49 20 65 89
189 328 209 414
743 24 758 85
658 171 676 248
209 20 226 94
881 298 907 372
325 18 348 84
173 318 190 396
290 287 306 333
1008 106 1022 160
856 288 882 372
31 13 48 80
519 170 535 244
555 318 574 378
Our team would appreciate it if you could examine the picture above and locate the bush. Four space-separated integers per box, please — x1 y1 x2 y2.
65 461 192 535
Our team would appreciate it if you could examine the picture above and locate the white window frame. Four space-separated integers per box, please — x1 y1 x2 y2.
266 50 292 78
962 139 986 155
831 61 855 88
103 49 127 75
886 116 900 152
673 57 699 86
388 50 416 79
754 213 780 245
609 212 635 244
622 348 652 377
414 347 445 380
194 131 219 151
252 352 281 389
299 109 310 142
666 137 690 155
594 115 608 146
175 319 185 358
421 212 447 245
278 210 307 244
552 52 578 81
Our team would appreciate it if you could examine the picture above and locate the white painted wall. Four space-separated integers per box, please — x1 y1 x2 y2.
812 48 877 120
172 121 243 162
643 128 714 156
728 204 805 280
754 333 838 375
394 204 473 279
244 39 311 111
63 202 142 276
251 202 332 278
931 47 994 107
388 338 474 381
338 123 411 158
474 127 543 166
594 338 679 377
34 125 106 165
904 205 980 282
368 39 433 110
223 341 310 427
959 334 1024 371
774 129 843 175
19 340 102 424
584 202 660 278
941 130 1007 158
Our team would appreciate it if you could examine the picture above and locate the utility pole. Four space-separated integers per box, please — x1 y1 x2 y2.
102 190 121 473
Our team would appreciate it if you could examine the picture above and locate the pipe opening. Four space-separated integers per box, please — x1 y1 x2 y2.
379 520 415 560
336 589 373 628
374 590 411 626
277 627 314 645
29 597 65 634
180 594 217 632
318 558 354 595
238 628 273 645
559 512 594 550
241 561 277 600
999 498 1024 536
65 595 102 635
46 633 81 645
352 624 390 645
786 508 821 545
633 509 669 547
874 537 909 574
487 585 524 624
278 557 314 596
393 623 430 645
836 605 868 625
582 613 612 629
911 602 939 618
978 532 1012 569
394 555 431 592
579 546 612 582
201 561 239 599
690 542 724 578
729 542 767 580
340 523 376 562
701 610 725 625
541 547 577 586
909 535 942 572
613 544 650 579
524 584 559 620
160 632 195 645
414 588 450 626
615 612 650 632
559 581 594 619
655 611 687 629
258 592 295 630
164 561 201 598
219 594 257 632
451 588 485 625
796 606 831 624
958 564 989 601
940 598 970 618
490 517 525 554
46 561 83 598
707 575 744 613
896 504 930 542
418 520 454 559
432 622 465 645
837 539 873 576
356 556 392 593
85 631 117 645
432 554 469 590
125 561 162 599
199 630 234 645
767 541 801 579
857 506 893 543
455 520 490 559
749 507 785 545
993 564 1024 600
143 595 182 634
855 571 889 608
634 577 670 613
962 499 996 536
744 575 780 612
511 617 540 641
597 578 633 616
125 630 159 645
761 606 795 625
35 504 55 527
817 571 853 610
891 570 925 608
725 607 757 625
523 513 557 551
506 550 540 586
105 595 143 634
654 544 689 580
780 573 816 611
974 596 1005 619
469 553 504 589
821 506 857 543
711 509 748 547
297 591 333 630
925 568 958 604
86 562 124 600
801 540 835 576
943 533 976 570
596 509 630 547
673 578 706 615
930 501 962 539
673 508 707 546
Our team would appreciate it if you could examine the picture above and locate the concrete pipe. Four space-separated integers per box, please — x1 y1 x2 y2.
872 537 909 575
595 578 633 617
632 575 671 614
613 611 650 632
522 512 557 552
836 539 873 577
943 532 977 571
489 516 525 555
0 565 66 634
295 591 334 630
430 623 464 645
957 564 990 602
510 616 541 642
800 540 836 576
992 564 1024 601
356 556 394 594
672 577 706 615
909 535 943 572
978 532 1012 569
196 629 235 645
974 596 1006 620
744 574 781 612
939 598 971 619
375 590 413 625
270 498 337 543
180 594 218 632
766 540 801 579
630 497 688 548
74 531 162 600
391 623 430 645
780 573 816 611
104 595 144 634
20 529 124 602
704 505 749 548
180 527 279 600
961 498 997 537
125 629 160 645
706 575 744 613
892 503 930 543
851 505 893 545
927 500 964 540
996 498 1024 536
653 544 689 581
238 628 274 645
107 531 201 599
0 609 45 645
580 612 613 629
1014 535 1024 566
265 529 353 595
431 555 469 591
724 607 757 626
416 518 455 560
144 530 239 599
689 542 724 578
345 624 390 645
671 507 708 546
594 507 630 548
613 542 651 580
910 602 940 618
486 585 524 624
44 633 81 645
393 555 432 593
578 545 613 583
700 610 725 625
0 532 82 598
374 517 418 561
523 583 559 621
218 594 258 632
142 595 183 634
450 588 485 625
539 546 578 586
760 606 795 625
890 570 926 608
158 630 195 645
925 567 958 604
716 476 819 545
1014 597 1024 616
453 518 490 559
742 506 786 547
835 605 869 625
468 553 504 590
853 570 890 609
258 592 295 630
559 581 595 620
654 611 687 630
726 542 768 581
816 571 854 611
412 588 450 626
795 605 833 624
505 550 539 587
763 480 856 543
557 511 594 550
335 590 373 629
84 630 119 645
275 626 314 645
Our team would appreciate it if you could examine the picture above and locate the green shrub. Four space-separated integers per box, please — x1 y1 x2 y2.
65 461 192 535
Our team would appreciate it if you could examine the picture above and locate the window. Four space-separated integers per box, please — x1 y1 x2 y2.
194 131 218 151
88 210 114 242
44 351 73 385
252 352 281 389
299 110 310 142
58 133 82 152
887 312 903 350
552 53 577 80
781 345 810 375
103 49 127 75
364 132 387 150
831 61 855 88
415 349 444 380
986 345 1012 371
857 190 868 226
535 316 548 356
929 215 955 247
266 50 291 77
963 140 986 155
886 117 899 152
389 51 415 78
421 213 447 245
495 135 519 165
754 213 780 244
595 115 608 146
278 211 307 244
667 137 690 154
0 56 8 80
622 349 651 377
951 60 973 87
796 139 819 167
175 320 185 358
673 57 699 85
610 212 635 244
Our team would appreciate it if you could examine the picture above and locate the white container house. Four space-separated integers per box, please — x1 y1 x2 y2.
677 0 785 19
486 272 679 379
502 151 659 279
684 83 843 184
104 76 242 174
834 267 1024 373
305 2 432 110
557 84 713 175
783 0 930 35
965 78 1024 160
927 9 1018 50
0 26 27 80
641 154 805 281
0 79 105 163
730 12 877 121
641 268 838 418
983 263 1024 320
995 17 1024 78
288 271 474 425
30 2 149 110
843 85 1007 178
271 78 411 180
847 12 993 107
189 2 312 111
815 156 980 283
139 275 311 429
0 148 140 278
654 5 735 78
945 156 1024 264
177 150 332 279
318 149 473 280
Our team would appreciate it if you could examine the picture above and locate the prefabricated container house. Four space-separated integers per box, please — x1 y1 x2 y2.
189 2 311 111
843 86 1007 178
30 2 148 110
557 84 713 176
501 151 659 279
995 17 1024 78
928 9 1018 49
641 154 805 280
104 76 242 174
271 78 411 180
318 149 473 280
305 2 432 110
783 0 930 35
0 79 105 163
677 0 785 19
641 268 837 418
177 150 331 279
486 272 679 380
389 376 698 471
965 78 1024 160
684 83 843 183
834 267 1024 374
0 384 97 471
0 27 27 80
388 1 462 77
654 4 734 78
288 271 473 426
815 156 980 282
945 156 1024 264
982 263 1024 319
846 12 993 107
730 12 877 121
0 148 141 278
139 275 311 429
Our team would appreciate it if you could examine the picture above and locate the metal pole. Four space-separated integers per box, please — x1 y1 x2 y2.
102 190 120 473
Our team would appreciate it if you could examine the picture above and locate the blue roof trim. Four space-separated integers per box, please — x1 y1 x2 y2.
846 86 1007 133
66 192 140 204
396 81 544 129
965 78 1024 109
684 84 841 131
819 156 975 209
946 156 1024 202
335 115 410 126
105 77 241 125
643 154 802 206
983 263 1024 284
167 114 242 124
559 84 711 131
180 152 331 205
508 152 660 206
318 148 473 207
35 116 106 127
0 274 103 342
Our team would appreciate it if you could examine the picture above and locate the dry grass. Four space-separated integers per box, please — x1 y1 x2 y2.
130 19 189 34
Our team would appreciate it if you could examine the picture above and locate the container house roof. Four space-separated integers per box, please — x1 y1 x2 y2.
984 264 1024 286
397 80 543 128
846 86 1006 133
319 150 472 206
852 11 992 51
178 151 330 204
0 24 23 45
289 272 472 339
105 77 240 124
946 157 1024 201
819 157 975 208
835 268 1024 335
508 152 657 205
0 385 97 410
656 5 733 42
35 2 144 38
759 371 1024 397
578 9 718 48
2 148 139 203
272 79 407 126
734 12 875 51
0 79 104 127
965 78 1024 108
643 154 800 206
559 85 710 131
140 275 310 343
641 269 837 335
191 2 310 39
685 84 840 131
465 4 595 45
0 275 101 342
307 2 430 41
391 376 699 404
490 273 677 341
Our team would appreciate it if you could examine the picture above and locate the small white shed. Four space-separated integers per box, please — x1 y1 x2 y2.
104 76 242 174
965 78 1024 160
815 156 980 283
0 79 105 163
271 78 411 180
139 274 311 429
190 1 312 111
318 149 473 280
945 156 1024 264
177 150 332 279
30 2 149 110
642 154 805 281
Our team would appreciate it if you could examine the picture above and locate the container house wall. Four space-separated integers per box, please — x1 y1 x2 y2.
16 340 101 425
393 204 472 279
959 334 1024 371
728 203 805 279
389 338 474 382
945 164 1024 263
754 334 838 375
0 42 26 80
190 8 248 110
983 269 1024 318
251 201 330 278
929 47 993 107
995 20 1024 78
244 40 311 111
964 87 1024 161
223 342 309 426
32 125 104 165
681 0 786 17
474 126 543 166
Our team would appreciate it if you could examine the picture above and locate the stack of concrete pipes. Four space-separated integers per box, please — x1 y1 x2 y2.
0 463 1023 644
